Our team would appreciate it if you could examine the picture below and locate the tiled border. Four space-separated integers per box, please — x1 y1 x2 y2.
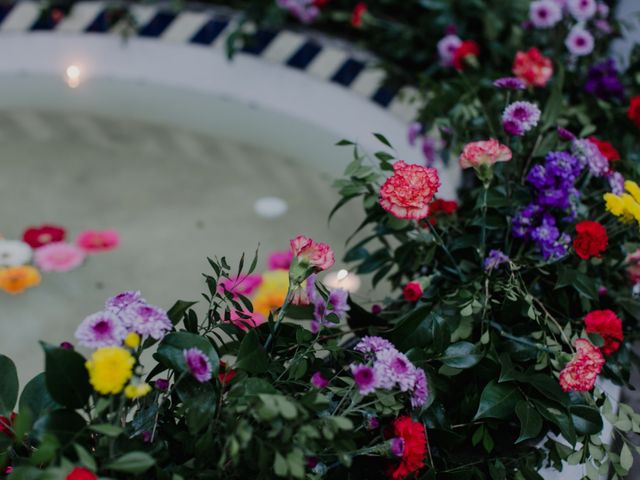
0 1 419 123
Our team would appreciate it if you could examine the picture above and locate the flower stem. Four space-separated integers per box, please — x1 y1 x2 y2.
264 285 295 349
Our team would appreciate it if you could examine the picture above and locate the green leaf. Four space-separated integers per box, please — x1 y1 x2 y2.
373 132 393 149
515 401 543 443
0 354 18 415
474 380 522 420
19 373 59 419
236 330 269 373
533 400 576 446
106 451 155 474
74 443 97 471
555 268 597 300
620 443 633 471
570 405 603 435
155 332 219 378
41 343 91 410
89 424 123 437
440 342 483 369
541 63 565 129
167 300 198 326
32 410 87 445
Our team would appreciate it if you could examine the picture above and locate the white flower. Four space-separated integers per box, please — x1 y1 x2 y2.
565 25 595 56
567 0 597 21
0 240 32 267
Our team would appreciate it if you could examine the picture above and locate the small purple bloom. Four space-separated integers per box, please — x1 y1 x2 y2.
529 0 563 28
503 119 525 136
366 415 380 429
371 304 382 315
407 122 422 146
355 336 395 354
154 378 170 391
122 303 172 340
59 341 74 350
594 19 612 34
142 431 152 443
608 171 625 195
350 364 378 395
598 286 608 296
567 0 597 20
565 26 595 56
437 34 462 67
493 77 526 90
328 289 350 320
390 438 405 457
106 291 145 313
411 368 429 408
484 250 510 272
75 311 127 348
502 101 541 136
311 372 329 389
584 59 624 100
421 136 440 167
557 127 577 141
572 139 608 176
183 348 212 383
597 2 609 17
277 0 319 23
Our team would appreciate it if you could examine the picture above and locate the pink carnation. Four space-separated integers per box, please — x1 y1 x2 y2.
218 274 262 298
559 338 605 392
290 235 335 271
34 242 86 272
76 229 120 253
459 139 512 169
379 161 440 220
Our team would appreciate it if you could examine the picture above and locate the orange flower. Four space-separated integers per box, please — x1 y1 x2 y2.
0 266 41 294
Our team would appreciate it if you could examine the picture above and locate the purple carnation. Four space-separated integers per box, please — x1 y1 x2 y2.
375 349 416 391
529 0 563 28
565 26 594 56
122 303 172 340
484 250 510 272
350 364 378 395
311 372 329 389
75 311 127 348
411 368 429 408
390 438 405 457
493 77 526 90
572 139 608 176
355 336 395 354
183 348 212 383
567 0 596 20
106 290 145 313
503 119 525 136
502 101 541 136
585 59 624 100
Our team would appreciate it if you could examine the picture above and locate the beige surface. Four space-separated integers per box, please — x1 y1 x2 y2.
0 109 367 384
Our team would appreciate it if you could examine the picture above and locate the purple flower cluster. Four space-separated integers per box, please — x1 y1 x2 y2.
502 101 541 136
406 122 443 167
484 249 510 272
585 59 624 100
571 138 608 177
351 336 428 408
75 291 171 348
276 0 319 23
512 151 585 259
307 274 350 333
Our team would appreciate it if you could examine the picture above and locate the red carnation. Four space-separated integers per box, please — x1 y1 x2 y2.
587 137 620 162
22 224 66 249
66 467 97 480
218 361 236 385
402 282 422 302
0 412 16 438
584 309 623 356
453 40 480 71
351 2 367 28
628 96 640 129
387 416 427 480
573 221 608 260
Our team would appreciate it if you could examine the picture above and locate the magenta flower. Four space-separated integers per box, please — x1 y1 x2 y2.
502 101 541 136
183 348 212 383
75 311 127 348
529 0 563 28
106 291 145 312
567 0 596 20
375 349 416 391
390 438 405 457
122 303 172 340
154 378 170 391
76 229 120 253
34 242 86 272
493 77 526 90
411 368 429 408
557 127 577 141
350 364 378 395
267 250 294 270
407 122 422 147
355 336 395 354
311 372 329 388
218 274 262 298
565 26 595 56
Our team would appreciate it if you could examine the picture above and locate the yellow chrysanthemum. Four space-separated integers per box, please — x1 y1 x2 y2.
124 382 152 399
252 270 289 318
85 347 135 395
625 180 640 204
124 332 141 349
604 193 625 217
622 194 640 223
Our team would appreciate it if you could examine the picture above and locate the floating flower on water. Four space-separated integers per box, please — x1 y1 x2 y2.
124 382 152 399
529 0 563 28
459 139 512 169
106 291 145 312
379 161 440 220
584 59 624 100
290 235 335 272
219 274 263 298
351 2 367 28
628 96 640 129
565 26 594 56
184 347 212 383
22 224 66 249
268 250 294 270
567 0 597 20
559 338 604 392
121 303 172 340
311 371 329 388
76 229 120 253
587 136 620 162
452 40 480 71
34 242 86 272
573 221 608 260
513 47 553 87
66 467 98 480
402 282 422 302
484 249 510 272
502 101 541 136
387 416 427 480
437 34 462 67
493 77 526 90
75 311 127 349
252 269 289 318
85 346 135 395
0 266 41 294
0 240 32 267
584 309 623 355
351 364 378 394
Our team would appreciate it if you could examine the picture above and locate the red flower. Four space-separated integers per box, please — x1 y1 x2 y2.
512 47 553 87
218 361 236 385
422 199 458 226
66 467 97 480
351 2 367 28
584 309 623 356
573 221 608 260
402 282 422 302
313 0 330 6
587 136 620 161
22 224 66 249
628 96 640 129
559 338 604 392
379 161 440 220
0 413 16 438
387 416 427 480
452 40 480 71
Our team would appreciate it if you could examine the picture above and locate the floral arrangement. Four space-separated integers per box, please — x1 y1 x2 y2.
0 225 119 295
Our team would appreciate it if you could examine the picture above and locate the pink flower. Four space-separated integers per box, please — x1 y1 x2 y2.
290 235 335 271
218 274 262 298
379 161 440 220
227 309 266 331
268 250 294 270
459 139 512 169
34 242 86 272
559 338 605 392
76 229 120 253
